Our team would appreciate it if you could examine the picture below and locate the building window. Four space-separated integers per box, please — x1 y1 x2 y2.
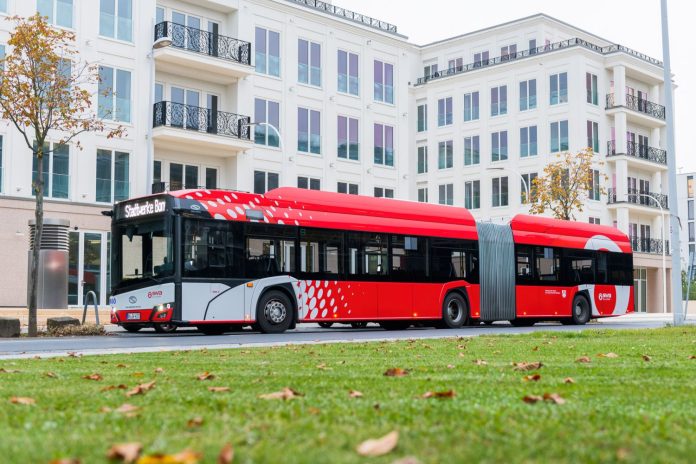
38 0 73 28
438 97 453 126
254 98 280 147
520 126 538 158
588 169 601 201
491 85 507 116
550 120 569 153
438 140 453 169
417 146 428 174
586 72 598 105
587 121 600 153
465 180 480 209
550 72 568 105
205 167 217 189
424 63 438 78
528 39 537 51
337 50 359 96
491 131 508 162
520 172 537 204
474 51 489 67
519 79 537 111
689 200 694 221
690 223 695 242
589 217 601 225
98 66 131 122
373 123 394 166
464 91 479 121
254 170 279 194
153 160 162 184
337 116 359 160
438 184 453 205
448 57 463 72
374 60 394 104
688 175 694 198
417 104 427 132
32 142 70 199
169 163 200 190
501 44 517 59
298 176 320 190
255 27 280 77
96 149 129 203
417 187 428 203
374 187 394 198
297 107 321 155
338 182 358 195
0 0 6 13
492 176 508 207
464 136 480 166
99 0 132 42
298 39 321 87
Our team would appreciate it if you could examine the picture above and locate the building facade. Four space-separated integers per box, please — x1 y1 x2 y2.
678 172 694 272
0 0 674 312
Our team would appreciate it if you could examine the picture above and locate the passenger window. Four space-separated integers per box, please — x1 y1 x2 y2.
246 237 295 277
183 221 234 278
516 246 533 282
535 247 560 281
299 229 343 276
390 235 427 281
430 238 478 283
347 232 387 277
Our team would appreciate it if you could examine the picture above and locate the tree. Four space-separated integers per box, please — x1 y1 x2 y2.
0 14 124 336
528 148 605 221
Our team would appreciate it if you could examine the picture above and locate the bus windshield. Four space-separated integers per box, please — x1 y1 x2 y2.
113 219 174 289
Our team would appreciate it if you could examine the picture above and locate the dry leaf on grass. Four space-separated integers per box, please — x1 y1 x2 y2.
45 371 57 378
522 374 541 382
187 417 204 428
689 355 696 360
576 356 591 363
125 380 156 397
101 384 128 392
543 392 566 404
522 395 543 404
218 443 234 464
154 367 164 374
316 363 332 370
258 387 303 400
597 352 619 358
356 431 399 457
196 372 215 381
208 386 231 393
136 449 202 464
132 372 144 378
473 359 487 366
48 458 81 464
391 457 421 464
421 390 456 399
512 362 543 371
106 442 142 463
114 403 140 417
10 396 35 405
116 363 128 368
642 355 652 362
446 364 455 369
83 373 103 381
383 368 409 377
349 390 364 398
564 377 576 384
0 368 20 373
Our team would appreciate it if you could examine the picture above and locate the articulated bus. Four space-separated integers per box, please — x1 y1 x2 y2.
108 188 634 334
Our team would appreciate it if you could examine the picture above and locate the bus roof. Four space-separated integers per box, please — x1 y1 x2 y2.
510 214 632 253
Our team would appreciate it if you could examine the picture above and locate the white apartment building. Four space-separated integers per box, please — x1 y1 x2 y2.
677 173 694 271
0 0 673 313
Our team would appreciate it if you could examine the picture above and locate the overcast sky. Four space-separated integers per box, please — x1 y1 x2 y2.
338 0 693 173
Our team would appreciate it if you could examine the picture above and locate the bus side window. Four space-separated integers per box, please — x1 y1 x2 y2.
535 247 560 281
563 249 595 285
347 232 386 278
596 251 609 284
608 252 632 286
390 235 427 282
246 237 295 278
300 229 343 278
516 246 533 283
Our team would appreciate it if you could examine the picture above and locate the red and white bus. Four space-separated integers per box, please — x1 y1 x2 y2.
108 187 634 334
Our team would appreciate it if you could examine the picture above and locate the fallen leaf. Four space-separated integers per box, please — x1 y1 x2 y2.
356 431 399 457
259 387 303 400
10 396 35 405
126 380 156 398
383 368 409 377
373 403 380 410
446 364 455 369
597 352 619 358
136 449 201 464
522 374 541 382
132 372 144 378
532 346 539 352
512 362 543 371
543 392 566 405
45 371 57 378
642 354 652 362
187 417 204 428
218 443 234 464
564 377 575 384
576 356 591 363
154 367 164 374
208 386 231 393
106 442 142 463
458 352 466 358
101 384 128 392
473 359 487 366
522 395 543 404
689 355 696 360
316 363 332 370
421 390 456 399
391 457 421 464
100 406 113 413
116 364 128 368
197 372 215 381
83 373 103 381
48 459 81 464
0 368 20 373
349 390 364 398
114 403 140 417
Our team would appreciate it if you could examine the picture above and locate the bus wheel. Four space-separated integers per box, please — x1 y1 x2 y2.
256 290 293 334
122 325 143 333
351 322 368 329
440 292 468 328
571 294 591 325
379 321 411 331
318 322 333 328
510 319 536 327
154 323 177 333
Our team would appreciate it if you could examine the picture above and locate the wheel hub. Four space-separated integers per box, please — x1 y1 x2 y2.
447 300 462 322
265 299 287 324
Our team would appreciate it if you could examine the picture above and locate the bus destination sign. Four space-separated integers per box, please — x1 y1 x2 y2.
121 199 167 219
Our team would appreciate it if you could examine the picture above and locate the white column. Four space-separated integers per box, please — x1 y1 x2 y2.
650 83 660 104
616 207 630 234
613 65 626 106
615 112 628 153
616 158 628 202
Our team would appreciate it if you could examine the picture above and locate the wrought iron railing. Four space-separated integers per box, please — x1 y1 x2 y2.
605 93 666 120
630 237 670 255
607 188 668 209
152 182 211 193
415 37 662 85
153 101 251 141
154 21 251 65
607 140 667 165
286 0 398 34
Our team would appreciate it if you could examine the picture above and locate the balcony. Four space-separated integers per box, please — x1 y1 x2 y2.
607 188 668 210
631 237 670 255
287 0 399 35
153 21 253 84
606 93 666 122
152 101 252 156
607 140 667 167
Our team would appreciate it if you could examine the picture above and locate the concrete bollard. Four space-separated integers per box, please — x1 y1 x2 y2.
0 317 21 338
47 317 80 332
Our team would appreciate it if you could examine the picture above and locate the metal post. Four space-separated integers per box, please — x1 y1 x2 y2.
82 290 100 325
660 0 683 324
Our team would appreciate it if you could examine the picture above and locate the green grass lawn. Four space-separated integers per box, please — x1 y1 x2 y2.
1 327 696 463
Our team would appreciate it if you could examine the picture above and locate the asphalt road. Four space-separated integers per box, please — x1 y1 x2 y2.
1 315 691 359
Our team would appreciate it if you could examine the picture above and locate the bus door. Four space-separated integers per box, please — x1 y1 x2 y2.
345 232 384 320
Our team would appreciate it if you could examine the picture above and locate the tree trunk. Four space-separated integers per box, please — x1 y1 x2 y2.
28 148 44 337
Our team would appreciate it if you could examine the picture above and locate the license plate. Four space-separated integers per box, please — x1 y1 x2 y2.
126 313 141 321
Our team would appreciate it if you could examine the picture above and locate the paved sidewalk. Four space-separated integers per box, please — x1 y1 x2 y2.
0 308 113 328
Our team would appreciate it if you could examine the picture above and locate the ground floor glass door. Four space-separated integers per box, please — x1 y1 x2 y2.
68 231 110 307
633 268 647 313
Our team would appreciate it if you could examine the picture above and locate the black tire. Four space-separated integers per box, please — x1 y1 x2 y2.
351 322 368 329
154 323 177 333
440 292 468 328
510 318 536 327
197 325 228 335
379 321 411 331
570 294 591 325
122 325 143 333
318 322 334 328
256 290 294 334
